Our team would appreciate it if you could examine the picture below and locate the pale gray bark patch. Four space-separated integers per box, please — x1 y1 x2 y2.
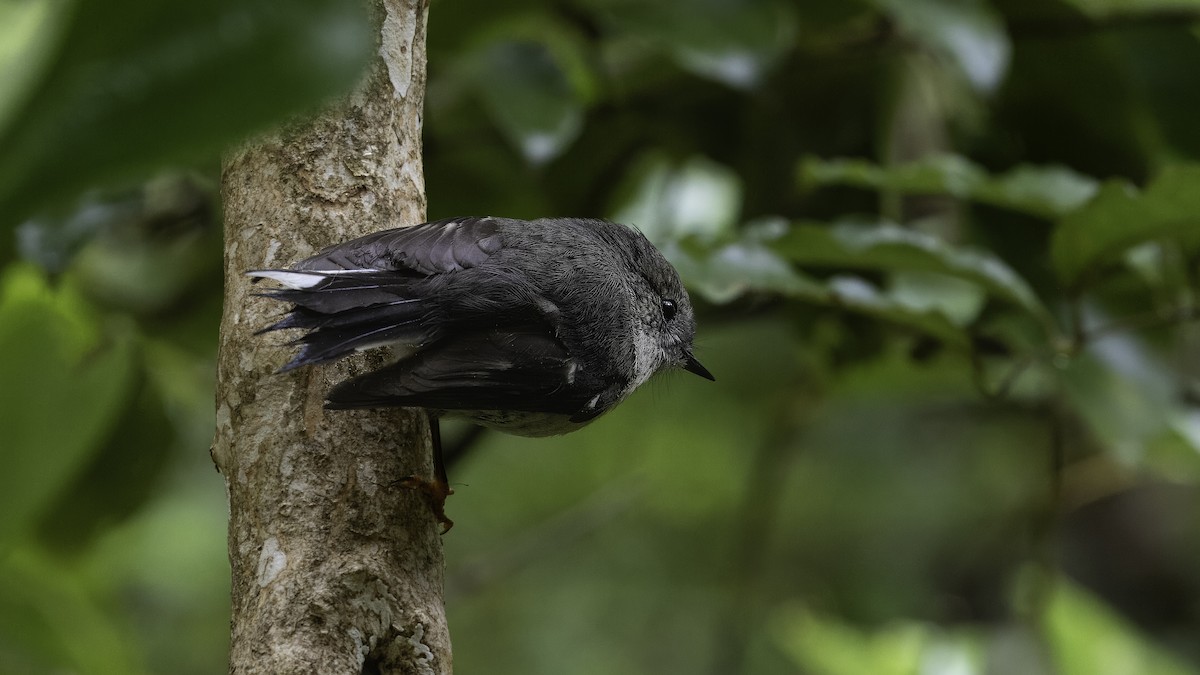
213 1 451 673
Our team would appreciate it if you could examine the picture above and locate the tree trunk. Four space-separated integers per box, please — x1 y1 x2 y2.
211 1 450 673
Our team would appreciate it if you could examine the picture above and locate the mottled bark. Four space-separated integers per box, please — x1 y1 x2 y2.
212 1 450 673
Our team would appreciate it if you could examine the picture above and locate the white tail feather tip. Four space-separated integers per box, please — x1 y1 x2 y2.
247 270 325 290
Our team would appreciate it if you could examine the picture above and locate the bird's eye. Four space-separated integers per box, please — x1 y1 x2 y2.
661 299 677 320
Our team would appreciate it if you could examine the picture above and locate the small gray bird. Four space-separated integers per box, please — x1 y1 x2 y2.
249 216 713 528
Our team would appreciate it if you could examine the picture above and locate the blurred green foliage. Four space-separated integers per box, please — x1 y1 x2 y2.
3 0 1200 673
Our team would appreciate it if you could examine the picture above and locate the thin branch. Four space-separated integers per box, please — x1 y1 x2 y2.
709 390 809 675
972 352 1038 402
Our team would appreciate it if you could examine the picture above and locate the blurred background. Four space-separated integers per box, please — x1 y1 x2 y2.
3 0 1200 673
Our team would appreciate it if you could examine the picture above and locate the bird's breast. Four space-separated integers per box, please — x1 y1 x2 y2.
627 325 661 397
458 409 588 437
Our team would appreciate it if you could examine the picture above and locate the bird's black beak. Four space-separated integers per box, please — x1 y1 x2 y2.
683 353 715 381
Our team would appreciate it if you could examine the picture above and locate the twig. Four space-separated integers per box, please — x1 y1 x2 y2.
972 352 1038 402
709 393 808 675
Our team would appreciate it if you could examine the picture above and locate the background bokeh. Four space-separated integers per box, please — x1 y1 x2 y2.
3 0 1200 673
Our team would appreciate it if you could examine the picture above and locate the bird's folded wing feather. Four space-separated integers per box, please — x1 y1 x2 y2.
247 217 509 371
295 216 505 274
324 327 596 416
248 270 433 371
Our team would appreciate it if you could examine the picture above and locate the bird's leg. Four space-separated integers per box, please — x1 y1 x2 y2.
431 413 451 489
399 412 455 533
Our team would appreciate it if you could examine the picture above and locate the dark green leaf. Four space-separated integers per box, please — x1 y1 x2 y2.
0 547 143 674
1051 164 1200 287
0 266 134 547
0 0 372 226
472 41 583 165
799 154 1099 218
464 14 600 105
36 372 173 556
580 0 796 89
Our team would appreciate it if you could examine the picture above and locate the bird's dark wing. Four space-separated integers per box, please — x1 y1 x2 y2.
248 217 510 371
324 327 600 417
296 216 505 274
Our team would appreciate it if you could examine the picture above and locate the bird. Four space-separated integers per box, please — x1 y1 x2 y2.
249 216 714 530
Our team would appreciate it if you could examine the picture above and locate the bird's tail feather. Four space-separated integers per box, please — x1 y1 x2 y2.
248 269 431 372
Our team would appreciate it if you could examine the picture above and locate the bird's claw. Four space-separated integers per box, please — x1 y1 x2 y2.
399 475 455 534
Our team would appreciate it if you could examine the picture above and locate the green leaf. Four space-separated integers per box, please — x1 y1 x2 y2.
0 0 64 136
770 606 969 675
0 546 147 674
463 14 600 106
773 221 1055 332
1051 164 1200 287
799 154 1100 218
989 164 1104 217
1058 331 1179 464
889 271 986 327
0 0 373 226
666 236 827 306
0 266 135 547
1046 580 1199 675
613 152 743 245
867 0 1010 92
669 222 972 349
36 372 173 556
472 40 583 165
820 274 973 349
